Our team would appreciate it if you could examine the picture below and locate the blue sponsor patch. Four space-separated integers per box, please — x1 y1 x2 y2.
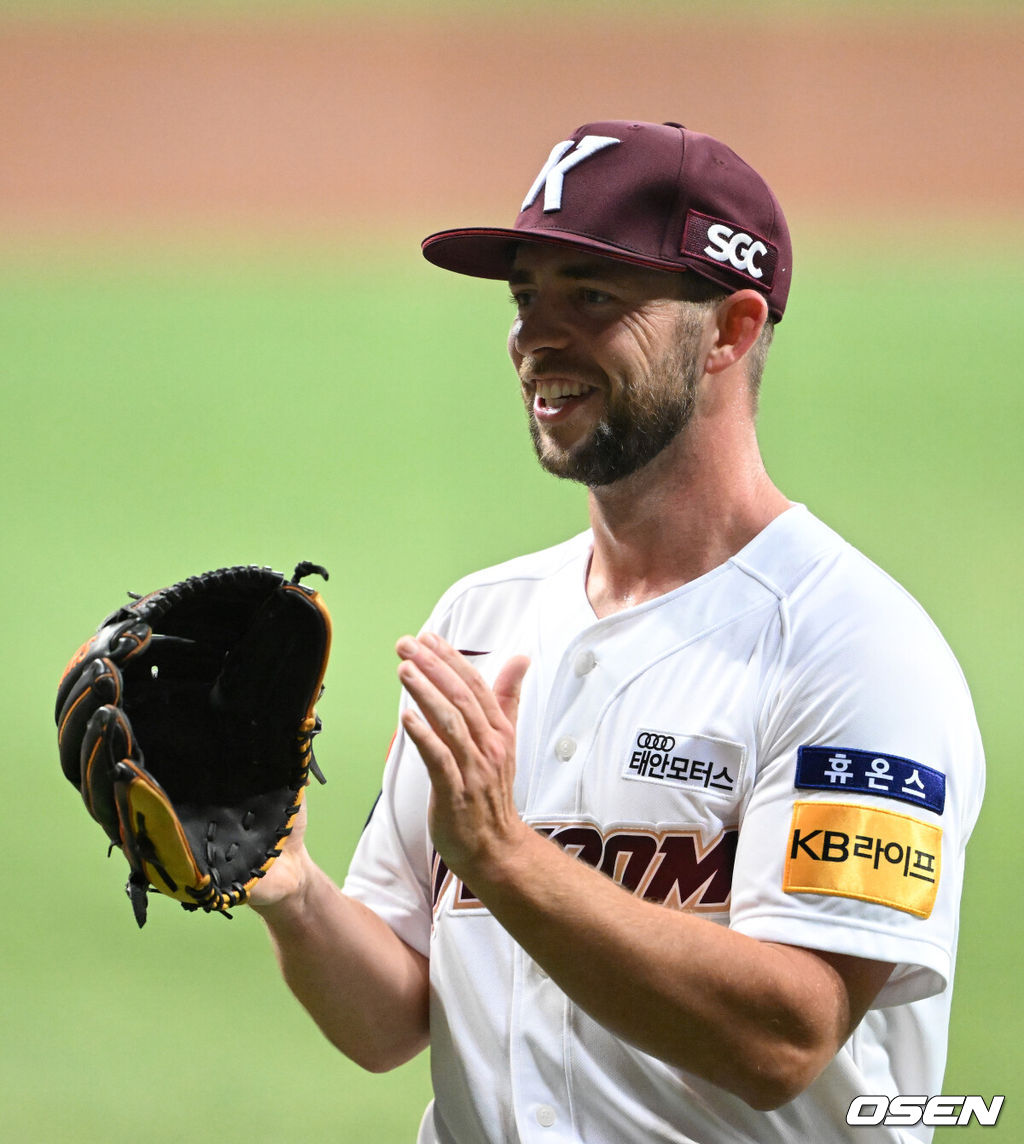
796 746 945 816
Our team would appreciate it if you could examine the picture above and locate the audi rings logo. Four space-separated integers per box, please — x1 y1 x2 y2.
625 728 742 795
636 732 676 752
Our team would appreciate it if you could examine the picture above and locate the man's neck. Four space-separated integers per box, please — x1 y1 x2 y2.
584 429 791 619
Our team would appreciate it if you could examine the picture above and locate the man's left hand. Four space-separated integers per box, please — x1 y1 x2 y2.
396 634 532 881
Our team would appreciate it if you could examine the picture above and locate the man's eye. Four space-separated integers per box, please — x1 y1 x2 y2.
509 291 533 309
581 288 612 304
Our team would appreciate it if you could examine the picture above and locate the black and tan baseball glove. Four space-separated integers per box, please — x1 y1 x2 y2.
56 563 332 927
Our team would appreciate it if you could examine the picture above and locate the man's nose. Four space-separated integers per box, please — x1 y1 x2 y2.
510 301 573 358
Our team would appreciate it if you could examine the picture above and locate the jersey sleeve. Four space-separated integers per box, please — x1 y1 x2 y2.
729 563 985 1008
341 593 466 957
342 716 435 958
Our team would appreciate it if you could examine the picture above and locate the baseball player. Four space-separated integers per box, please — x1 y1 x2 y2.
251 121 985 1143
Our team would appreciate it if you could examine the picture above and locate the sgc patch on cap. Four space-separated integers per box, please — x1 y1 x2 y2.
682 210 779 289
784 801 942 918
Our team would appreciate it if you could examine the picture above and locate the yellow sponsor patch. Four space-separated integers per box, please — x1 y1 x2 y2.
784 801 941 918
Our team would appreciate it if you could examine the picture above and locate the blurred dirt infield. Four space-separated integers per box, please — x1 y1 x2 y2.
1 12 1022 243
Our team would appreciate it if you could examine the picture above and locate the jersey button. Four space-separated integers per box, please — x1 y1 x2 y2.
554 735 577 762
574 648 597 676
535 1105 557 1128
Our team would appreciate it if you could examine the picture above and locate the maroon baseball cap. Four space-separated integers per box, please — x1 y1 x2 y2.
421 120 792 322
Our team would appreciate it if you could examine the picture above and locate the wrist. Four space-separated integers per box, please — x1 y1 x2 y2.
449 819 551 904
247 846 318 921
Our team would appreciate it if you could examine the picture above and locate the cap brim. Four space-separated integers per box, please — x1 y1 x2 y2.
421 226 698 281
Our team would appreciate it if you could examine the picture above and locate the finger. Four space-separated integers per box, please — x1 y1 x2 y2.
399 705 464 795
493 655 531 729
397 635 496 742
438 644 530 740
400 633 526 739
396 654 474 753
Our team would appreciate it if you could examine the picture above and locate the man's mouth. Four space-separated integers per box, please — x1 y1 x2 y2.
531 378 599 416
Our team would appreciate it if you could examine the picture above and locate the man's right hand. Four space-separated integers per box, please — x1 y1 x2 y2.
248 800 311 911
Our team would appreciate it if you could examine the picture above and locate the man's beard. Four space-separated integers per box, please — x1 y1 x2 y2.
526 335 701 489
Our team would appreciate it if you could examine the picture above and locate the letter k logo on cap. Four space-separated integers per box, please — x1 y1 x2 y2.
521 135 621 213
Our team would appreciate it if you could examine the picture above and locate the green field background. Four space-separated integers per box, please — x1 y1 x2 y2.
4 242 1020 1142
3 3 1022 1141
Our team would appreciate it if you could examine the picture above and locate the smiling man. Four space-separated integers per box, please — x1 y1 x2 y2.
509 252 708 487
251 121 985 1144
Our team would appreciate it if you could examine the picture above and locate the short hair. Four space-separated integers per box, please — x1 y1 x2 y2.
746 318 775 408
678 273 775 405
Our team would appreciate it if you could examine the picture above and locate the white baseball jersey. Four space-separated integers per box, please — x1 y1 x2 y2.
344 505 984 1144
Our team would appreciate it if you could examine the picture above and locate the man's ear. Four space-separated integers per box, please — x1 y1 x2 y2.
704 290 769 376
